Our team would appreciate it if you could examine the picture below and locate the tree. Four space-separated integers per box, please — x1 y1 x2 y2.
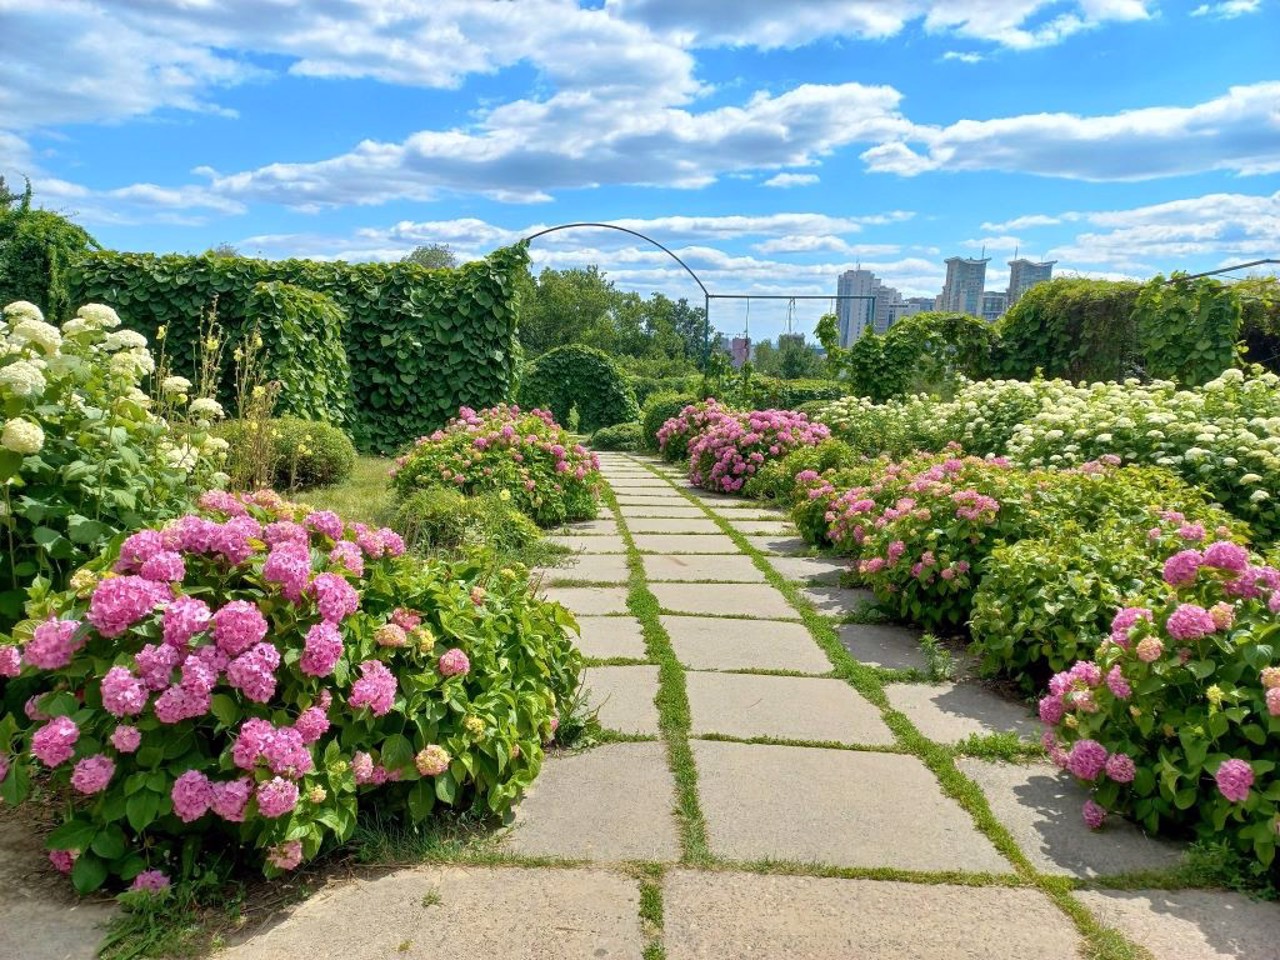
0 178 98 319
777 333 824 379
204 242 240 257
403 243 458 269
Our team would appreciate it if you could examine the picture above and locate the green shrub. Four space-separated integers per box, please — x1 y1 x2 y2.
1041 542 1280 873
641 391 696 451
216 417 357 491
68 245 530 454
0 182 98 320
590 422 642 451
0 493 582 892
688 409 831 494
391 404 601 527
744 439 859 502
0 301 226 632
741 376 847 410
627 375 700 407
395 488 540 557
517 345 640 433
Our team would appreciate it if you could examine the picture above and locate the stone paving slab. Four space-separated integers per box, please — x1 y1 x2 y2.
650 582 796 619
542 585 632 616
766 554 849 584
0 820 115 960
836 622 928 672
691 741 1010 872
642 554 766 582
743 535 810 555
686 672 894 745
632 534 740 554
222 866 644 960
534 554 631 585
582 666 661 735
506 742 680 862
664 871 1081 960
574 616 648 660
799 585 876 617
547 535 629 554
557 519 621 536
608 479 673 489
625 517 723 535
704 499 786 511
720 519 798 537
1074 889 1280 960
615 494 684 505
617 504 707 518
885 681 1038 743
662 615 832 673
957 760 1186 878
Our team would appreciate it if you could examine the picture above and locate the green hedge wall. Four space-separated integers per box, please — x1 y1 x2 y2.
68 244 529 453
742 376 848 409
518 344 640 432
245 281 352 425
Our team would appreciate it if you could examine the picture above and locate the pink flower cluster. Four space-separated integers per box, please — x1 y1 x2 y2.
349 660 397 716
687 409 830 493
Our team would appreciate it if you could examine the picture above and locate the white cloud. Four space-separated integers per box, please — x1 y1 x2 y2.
942 51 985 63
762 172 820 188
1191 0 1262 18
962 235 1023 252
863 82 1280 180
980 214 1068 231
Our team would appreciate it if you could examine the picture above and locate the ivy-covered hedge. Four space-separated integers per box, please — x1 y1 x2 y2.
517 344 639 433
67 245 530 453
741 376 847 410
246 282 352 426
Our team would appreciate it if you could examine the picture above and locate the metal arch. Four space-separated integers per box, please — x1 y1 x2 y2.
522 222 710 298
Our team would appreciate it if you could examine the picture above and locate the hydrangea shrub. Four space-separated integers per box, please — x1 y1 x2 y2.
1041 543 1280 870
390 404 602 527
0 492 580 892
0 301 226 631
686 409 830 494
656 398 732 463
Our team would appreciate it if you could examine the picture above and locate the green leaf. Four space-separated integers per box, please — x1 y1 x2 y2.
408 780 435 821
90 824 127 860
380 734 413 771
210 694 239 728
71 853 109 894
434 769 458 805
47 818 99 853
126 790 161 833
66 515 112 545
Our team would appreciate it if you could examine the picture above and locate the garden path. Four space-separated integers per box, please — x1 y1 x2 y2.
19 455 1280 959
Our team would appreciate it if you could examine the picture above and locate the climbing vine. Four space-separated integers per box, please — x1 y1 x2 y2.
517 343 640 432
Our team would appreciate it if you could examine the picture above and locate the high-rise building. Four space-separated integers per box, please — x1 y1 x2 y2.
836 269 877 346
730 336 751 368
980 290 1008 323
871 282 902 334
1007 258 1056 306
940 257 989 316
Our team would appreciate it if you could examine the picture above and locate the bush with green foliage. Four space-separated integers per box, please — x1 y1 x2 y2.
391 404 602 527
517 344 640 433
627 374 701 408
0 492 580 892
740 376 847 410
0 301 226 632
744 438 860 502
245 282 352 426
216 417 357 491
394 488 540 557
1041 543 1280 872
69 245 530 454
687 409 831 494
656 398 733 463
590 422 642 451
641 391 697 451
0 180 99 320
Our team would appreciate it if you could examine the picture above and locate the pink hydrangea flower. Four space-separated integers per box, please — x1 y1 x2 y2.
415 744 450 776
23 618 83 670
226 642 281 703
257 776 300 818
31 716 79 767
329 540 364 576
375 623 406 648
1163 550 1203 587
390 608 421 631
135 643 181 690
309 573 359 623
212 600 269 657
210 777 254 822
111 725 142 753
0 645 20 677
154 682 211 724
1136 637 1164 663
171 770 213 822
130 870 171 892
24 695 47 722
1166 604 1217 642
1202 541 1249 573
349 660 397 716
264 520 308 547
1267 688 1280 717
1216 759 1254 803
305 510 344 540
264 542 312 602
1209 602 1236 631
198 490 248 516
1066 739 1108 780
163 514 220 554
139 550 185 583
352 751 375 784
379 529 406 557
439 648 470 678
162 596 212 649
262 726 313 778
1038 694 1065 725
49 850 75 874
70 754 115 794
87 576 170 638
267 840 303 871
232 718 275 771
300 621 343 677
1106 666 1132 700
1109 607 1152 648
100 666 148 717
1082 798 1107 830
116 529 166 572
1105 753 1136 783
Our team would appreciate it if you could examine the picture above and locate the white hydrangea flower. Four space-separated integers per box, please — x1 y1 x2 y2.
1240 473 1263 484
1251 489 1270 503
1 418 44 454
10 318 62 354
189 397 225 419
77 303 121 328
161 375 192 396
3 301 44 323
60 317 92 336
103 330 148 352
0 359 47 398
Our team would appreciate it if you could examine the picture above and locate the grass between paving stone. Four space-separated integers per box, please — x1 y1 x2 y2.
598 484 712 865
696 732 911 755
952 731 1048 763
715 666 836 679
701 858 1024 887
634 864 666 960
583 656 653 667
645 468 1156 960
654 608 804 623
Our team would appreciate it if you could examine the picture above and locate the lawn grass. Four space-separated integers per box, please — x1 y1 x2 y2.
298 456 396 527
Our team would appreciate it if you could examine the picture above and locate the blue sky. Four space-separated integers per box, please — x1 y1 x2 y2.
2 0 1278 341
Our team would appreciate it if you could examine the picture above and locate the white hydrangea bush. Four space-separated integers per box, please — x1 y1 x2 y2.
0 301 227 630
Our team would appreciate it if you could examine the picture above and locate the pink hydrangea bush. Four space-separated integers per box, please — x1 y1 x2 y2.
686 409 830 494
389 404 601 526
0 492 581 893
656 398 733 463
1042 544 1280 870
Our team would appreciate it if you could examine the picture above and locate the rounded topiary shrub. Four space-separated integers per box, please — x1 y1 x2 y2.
518 345 640 433
217 417 357 491
590 422 642 452
395 488 540 556
641 391 697 452
0 491 581 892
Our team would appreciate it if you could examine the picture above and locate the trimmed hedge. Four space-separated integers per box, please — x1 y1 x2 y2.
590 421 642 451
641 391 697 451
742 376 847 409
517 344 640 433
68 245 529 453
215 417 357 491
